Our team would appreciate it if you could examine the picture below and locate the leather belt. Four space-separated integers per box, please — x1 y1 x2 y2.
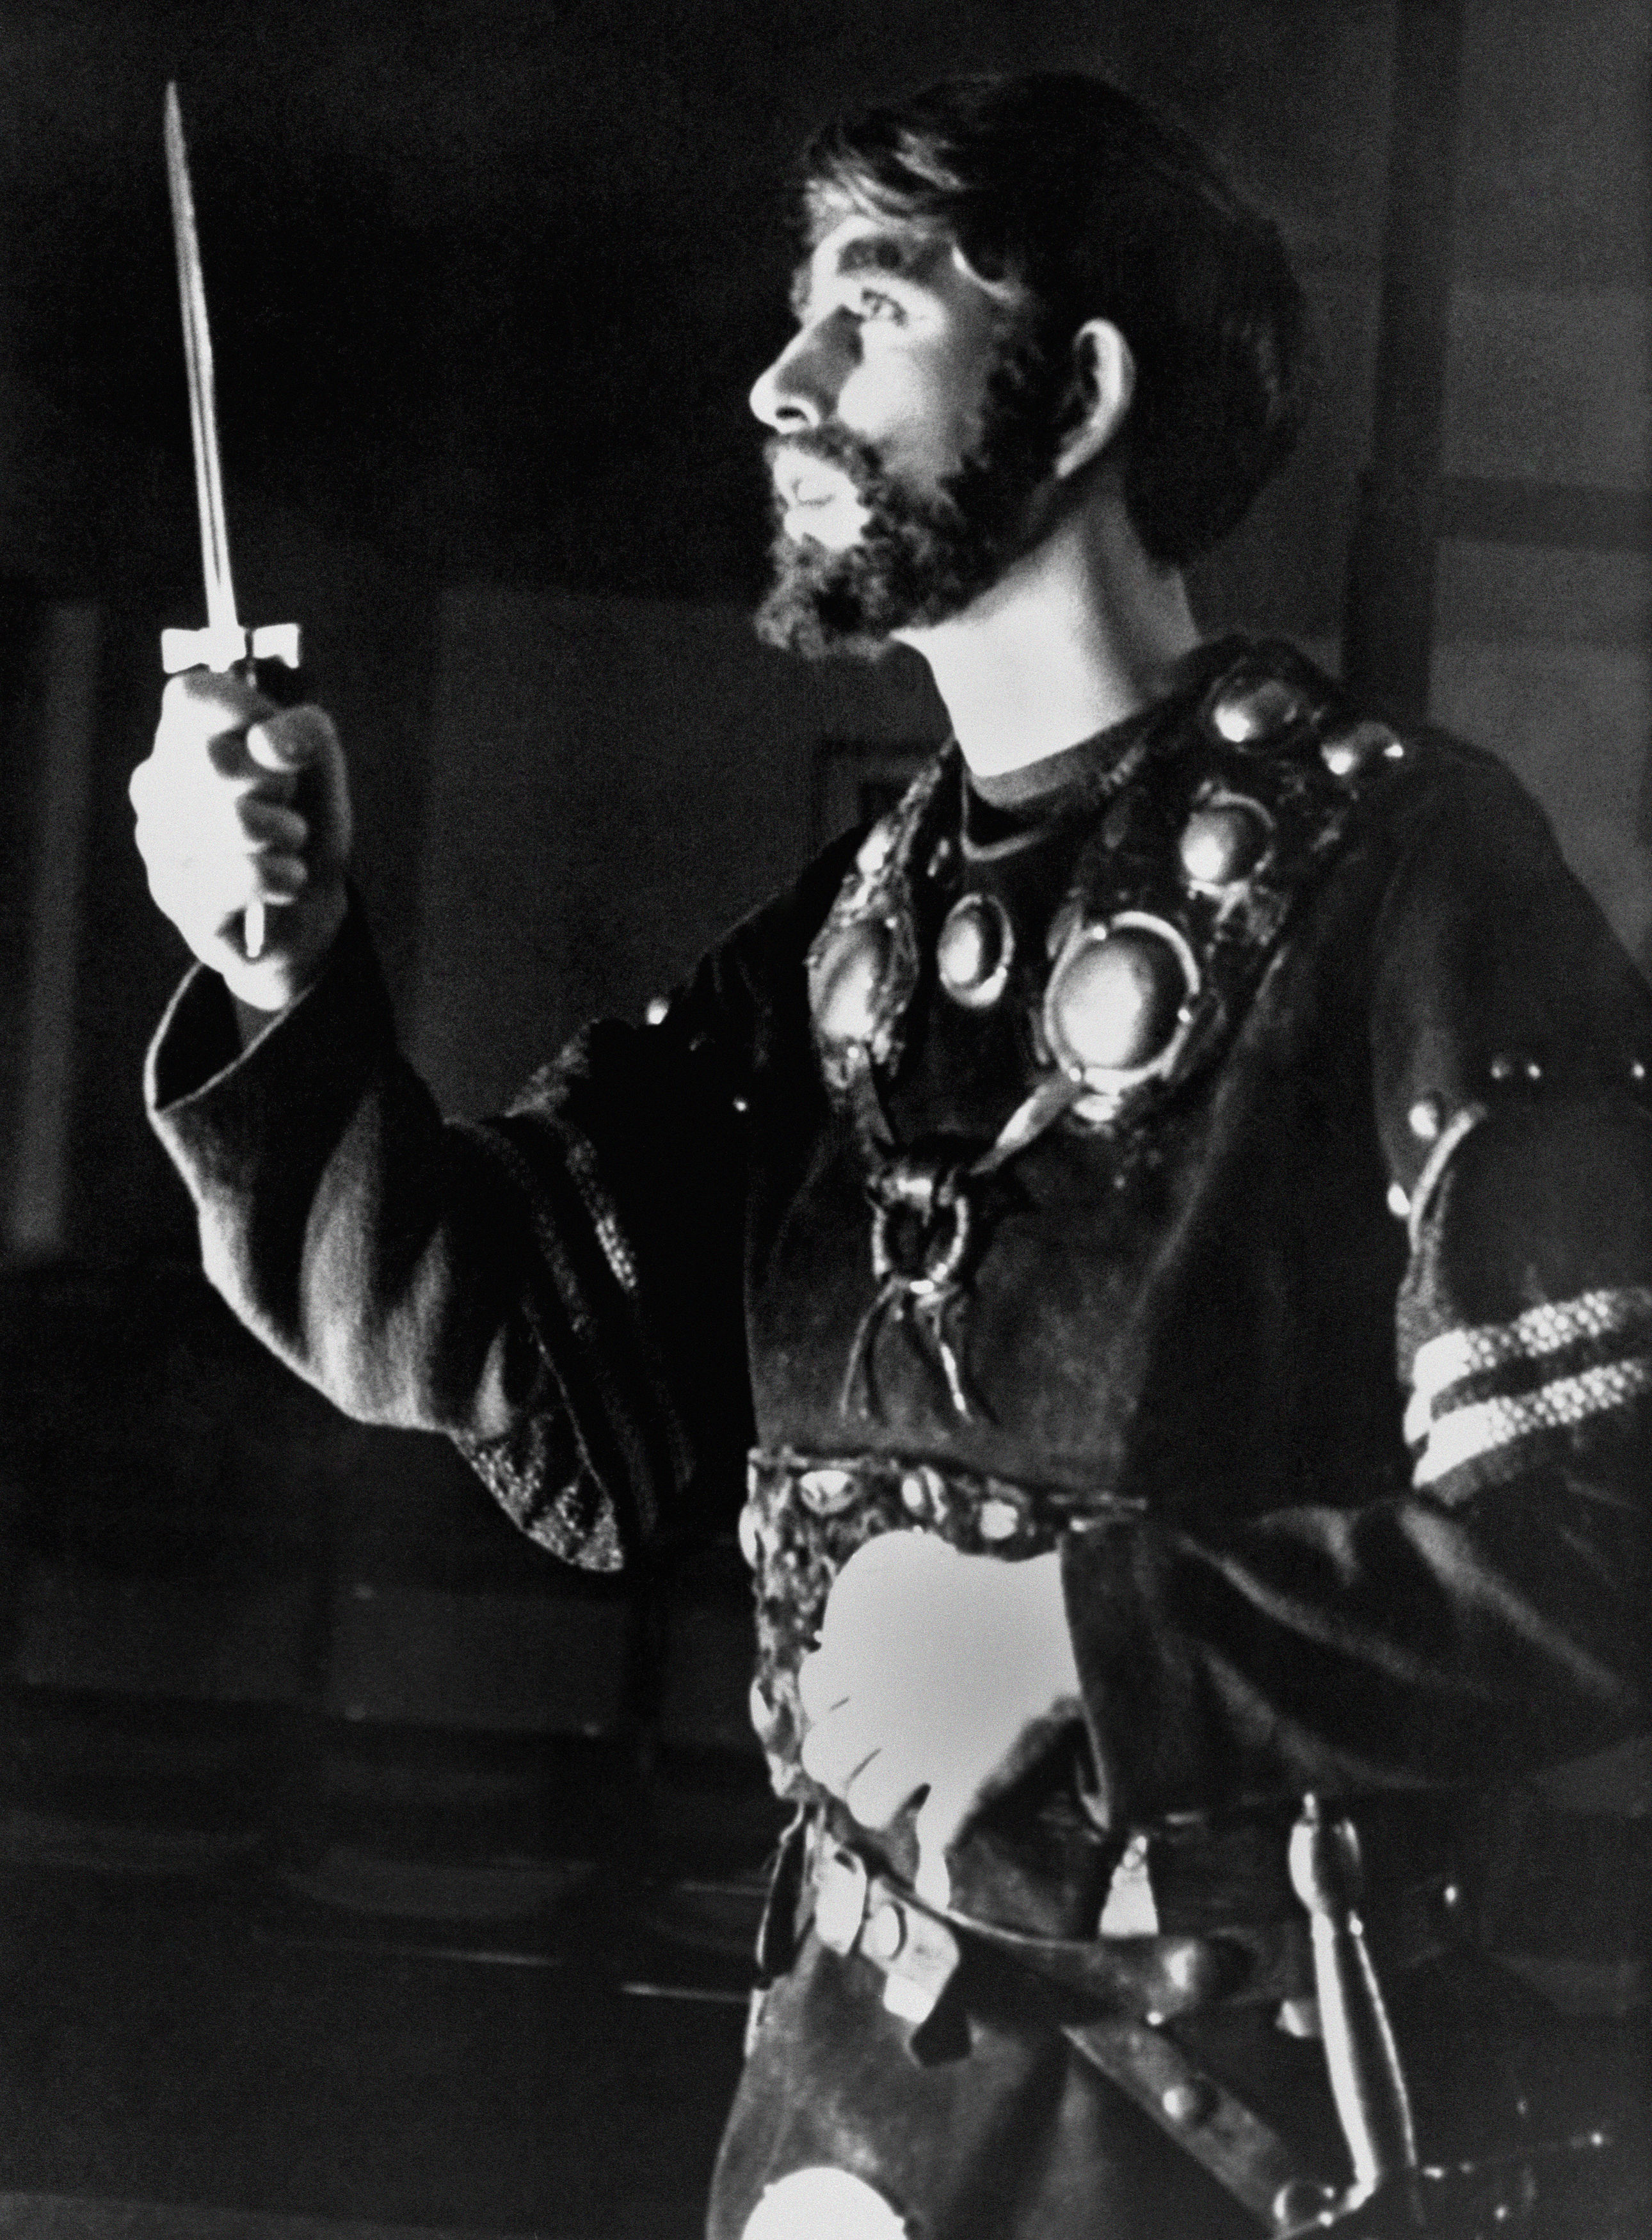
806 1830 1466 2035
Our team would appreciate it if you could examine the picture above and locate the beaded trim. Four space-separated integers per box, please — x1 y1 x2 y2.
1413 1356 1652 1491
1406 1282 1652 1491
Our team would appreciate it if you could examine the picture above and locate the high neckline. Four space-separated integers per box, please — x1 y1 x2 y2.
965 636 1244 822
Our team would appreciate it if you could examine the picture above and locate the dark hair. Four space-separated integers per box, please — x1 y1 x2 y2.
796 73 1315 568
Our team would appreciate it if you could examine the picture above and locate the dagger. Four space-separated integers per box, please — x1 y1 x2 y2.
161 81 300 959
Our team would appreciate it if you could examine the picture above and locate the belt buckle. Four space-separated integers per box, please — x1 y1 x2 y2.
812 1840 962 2028
864 1886 961 2025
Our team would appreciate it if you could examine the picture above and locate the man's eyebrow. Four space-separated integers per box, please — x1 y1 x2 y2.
788 231 942 321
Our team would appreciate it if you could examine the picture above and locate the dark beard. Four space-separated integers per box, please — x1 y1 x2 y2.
753 333 1066 659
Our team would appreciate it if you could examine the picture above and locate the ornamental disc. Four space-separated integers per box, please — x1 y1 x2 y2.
1207 673 1309 746
808 917 894 1048
1178 796 1273 891
1044 915 1197 1080
936 891 1013 1008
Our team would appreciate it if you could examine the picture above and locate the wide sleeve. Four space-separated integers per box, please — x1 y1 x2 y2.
1059 746 1652 1823
146 849 850 1574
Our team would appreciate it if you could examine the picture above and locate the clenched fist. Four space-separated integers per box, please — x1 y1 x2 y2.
131 669 352 1011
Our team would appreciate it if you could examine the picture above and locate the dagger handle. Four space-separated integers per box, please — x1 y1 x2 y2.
158 626 303 966
234 652 307 962
1288 1796 1418 2195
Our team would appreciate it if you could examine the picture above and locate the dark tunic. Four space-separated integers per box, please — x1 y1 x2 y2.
147 641 1650 2236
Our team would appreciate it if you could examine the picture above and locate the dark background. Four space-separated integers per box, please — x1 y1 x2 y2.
0 0 1646 1259
0 4 1644 2231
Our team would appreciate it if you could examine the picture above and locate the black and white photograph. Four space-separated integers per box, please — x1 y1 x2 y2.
0 4 1646 2236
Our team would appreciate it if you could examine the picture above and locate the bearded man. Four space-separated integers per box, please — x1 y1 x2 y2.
132 73 1648 2240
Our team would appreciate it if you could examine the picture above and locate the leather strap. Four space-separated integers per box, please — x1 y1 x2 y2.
1062 2014 1301 2227
808 1832 1463 2028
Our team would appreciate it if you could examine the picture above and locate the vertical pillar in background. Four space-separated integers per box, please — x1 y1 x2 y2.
1341 0 1466 719
9 600 100 1258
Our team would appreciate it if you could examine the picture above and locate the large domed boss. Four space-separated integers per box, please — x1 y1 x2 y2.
1043 911 1201 1092
810 914 901 1050
1178 793 1274 893
936 891 1014 1009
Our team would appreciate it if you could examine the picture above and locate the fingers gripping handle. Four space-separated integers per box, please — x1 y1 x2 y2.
159 627 302 961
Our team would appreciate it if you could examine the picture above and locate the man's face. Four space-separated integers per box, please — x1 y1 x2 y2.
750 214 1064 657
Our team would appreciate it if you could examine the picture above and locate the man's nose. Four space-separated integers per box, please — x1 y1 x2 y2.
748 318 851 431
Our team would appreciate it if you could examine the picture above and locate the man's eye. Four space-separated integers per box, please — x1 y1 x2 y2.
856 287 905 324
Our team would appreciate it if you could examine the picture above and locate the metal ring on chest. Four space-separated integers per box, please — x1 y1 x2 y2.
870 1172 972 1299
1043 909 1203 1108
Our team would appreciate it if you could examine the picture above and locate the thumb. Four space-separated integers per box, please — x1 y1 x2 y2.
246 703 339 772
913 1776 977 1911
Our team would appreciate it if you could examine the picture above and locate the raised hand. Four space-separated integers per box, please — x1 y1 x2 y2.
131 668 352 1012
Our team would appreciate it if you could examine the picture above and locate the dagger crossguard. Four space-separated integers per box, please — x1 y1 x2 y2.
161 622 302 676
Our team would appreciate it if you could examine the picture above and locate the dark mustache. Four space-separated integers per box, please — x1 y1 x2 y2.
763 424 888 493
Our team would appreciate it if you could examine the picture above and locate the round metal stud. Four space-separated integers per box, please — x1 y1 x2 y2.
1407 1094 1444 1142
1045 914 1198 1081
798 1466 858 1516
1160 2080 1215 2127
1320 718 1400 781
899 1468 939 1519
863 1902 905 1962
737 1503 764 1570
899 1466 944 1520
810 918 893 1048
1162 1940 1228 2003
936 892 1014 1009
1488 1048 1543 1089
1208 675 1308 746
1273 2178 1340 2231
1178 796 1273 891
977 1497 1020 1543
748 1677 783 1747
856 821 896 876
1386 1182 1410 1219
1633 1060 1649 1087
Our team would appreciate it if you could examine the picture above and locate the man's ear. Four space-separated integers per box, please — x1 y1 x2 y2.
1052 319 1135 481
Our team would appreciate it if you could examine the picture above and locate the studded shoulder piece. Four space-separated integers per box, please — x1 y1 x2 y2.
1040 641 1407 1128
809 642 1407 1142
802 643 1412 1418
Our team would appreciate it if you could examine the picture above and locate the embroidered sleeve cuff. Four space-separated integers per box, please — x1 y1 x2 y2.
145 906 394 1202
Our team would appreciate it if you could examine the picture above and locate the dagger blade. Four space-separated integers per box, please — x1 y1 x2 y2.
164 81 241 653
161 84 300 962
